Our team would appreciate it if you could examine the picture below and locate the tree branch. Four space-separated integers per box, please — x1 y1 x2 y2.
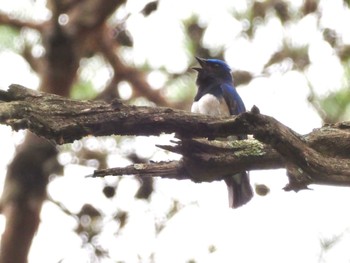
0 13 43 31
0 84 249 142
91 161 187 179
90 139 284 182
97 26 171 107
1 84 350 189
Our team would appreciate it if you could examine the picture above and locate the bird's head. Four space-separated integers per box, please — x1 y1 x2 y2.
193 57 233 83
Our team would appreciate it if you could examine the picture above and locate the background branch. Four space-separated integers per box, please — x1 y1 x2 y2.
0 13 43 31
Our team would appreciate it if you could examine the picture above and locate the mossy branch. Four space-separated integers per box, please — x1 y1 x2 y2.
1 84 350 190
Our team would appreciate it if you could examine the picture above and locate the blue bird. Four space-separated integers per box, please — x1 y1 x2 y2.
192 57 253 208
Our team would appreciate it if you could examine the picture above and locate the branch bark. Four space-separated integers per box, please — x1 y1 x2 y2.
1 84 350 190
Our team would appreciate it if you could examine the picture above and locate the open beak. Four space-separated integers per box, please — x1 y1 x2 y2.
195 56 207 67
192 56 206 72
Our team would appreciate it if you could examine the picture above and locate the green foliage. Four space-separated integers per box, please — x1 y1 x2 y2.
318 61 350 122
0 25 21 51
70 80 97 100
319 88 350 122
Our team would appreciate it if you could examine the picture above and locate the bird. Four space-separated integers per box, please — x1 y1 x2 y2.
192 56 253 208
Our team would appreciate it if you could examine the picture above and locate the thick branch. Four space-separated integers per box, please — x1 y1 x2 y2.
0 84 250 142
67 0 126 30
1 84 350 187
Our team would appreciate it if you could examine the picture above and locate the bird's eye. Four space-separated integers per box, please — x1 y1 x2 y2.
213 63 219 67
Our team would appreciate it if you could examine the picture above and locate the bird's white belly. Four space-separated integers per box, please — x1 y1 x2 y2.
191 94 230 117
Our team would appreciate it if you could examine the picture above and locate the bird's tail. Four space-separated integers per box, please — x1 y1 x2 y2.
224 171 253 208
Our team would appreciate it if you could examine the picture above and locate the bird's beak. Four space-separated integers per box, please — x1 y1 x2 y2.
192 56 206 72
195 56 207 68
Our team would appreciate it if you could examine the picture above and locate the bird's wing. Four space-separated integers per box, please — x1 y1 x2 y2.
221 83 247 140
220 83 246 115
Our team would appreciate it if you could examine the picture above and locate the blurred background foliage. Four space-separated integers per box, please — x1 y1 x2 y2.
1 0 350 262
